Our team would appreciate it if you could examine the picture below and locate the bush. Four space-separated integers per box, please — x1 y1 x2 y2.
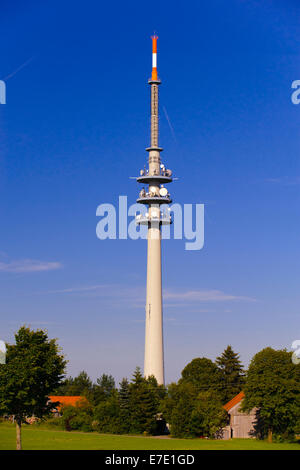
60 403 94 432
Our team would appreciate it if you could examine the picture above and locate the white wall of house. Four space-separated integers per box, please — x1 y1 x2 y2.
222 401 257 439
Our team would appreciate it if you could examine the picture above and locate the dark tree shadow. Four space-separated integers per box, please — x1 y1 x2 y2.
249 409 265 439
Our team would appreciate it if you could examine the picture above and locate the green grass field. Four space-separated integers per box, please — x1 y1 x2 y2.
0 423 299 450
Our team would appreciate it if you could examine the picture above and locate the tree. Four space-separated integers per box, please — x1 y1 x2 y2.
129 367 159 434
145 375 167 434
118 378 131 433
160 382 182 425
242 347 300 442
189 391 228 438
96 374 115 395
0 326 66 450
91 373 116 405
215 345 245 403
56 370 92 396
162 383 228 439
93 391 121 434
180 357 222 394
165 382 198 437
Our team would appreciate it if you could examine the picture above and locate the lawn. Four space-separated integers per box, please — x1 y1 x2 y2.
0 423 299 450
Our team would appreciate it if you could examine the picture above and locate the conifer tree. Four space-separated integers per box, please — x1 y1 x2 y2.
215 345 245 403
91 373 116 405
118 378 131 433
129 367 159 434
56 371 92 396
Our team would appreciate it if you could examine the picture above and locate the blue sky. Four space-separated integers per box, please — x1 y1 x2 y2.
0 0 299 385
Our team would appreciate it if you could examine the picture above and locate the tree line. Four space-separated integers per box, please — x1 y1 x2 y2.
0 326 299 449
53 345 245 437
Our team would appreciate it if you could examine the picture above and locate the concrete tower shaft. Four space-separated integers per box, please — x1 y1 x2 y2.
145 225 163 384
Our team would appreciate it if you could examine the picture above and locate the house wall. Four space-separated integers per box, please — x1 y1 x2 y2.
228 402 257 438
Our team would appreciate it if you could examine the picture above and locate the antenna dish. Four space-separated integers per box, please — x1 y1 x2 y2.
159 187 168 197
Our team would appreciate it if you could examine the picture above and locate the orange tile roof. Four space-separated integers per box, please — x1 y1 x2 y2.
223 391 245 412
48 396 87 411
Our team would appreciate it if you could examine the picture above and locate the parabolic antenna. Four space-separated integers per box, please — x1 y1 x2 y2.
159 187 168 197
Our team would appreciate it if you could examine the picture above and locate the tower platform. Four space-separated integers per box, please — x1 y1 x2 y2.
136 196 172 205
136 175 172 184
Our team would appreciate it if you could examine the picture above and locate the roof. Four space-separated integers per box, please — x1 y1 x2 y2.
223 391 245 412
48 396 87 411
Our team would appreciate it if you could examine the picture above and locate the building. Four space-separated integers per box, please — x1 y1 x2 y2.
48 396 88 417
221 391 257 439
2 396 86 423
135 35 173 385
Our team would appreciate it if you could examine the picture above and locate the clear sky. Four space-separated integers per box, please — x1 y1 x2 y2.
0 0 299 385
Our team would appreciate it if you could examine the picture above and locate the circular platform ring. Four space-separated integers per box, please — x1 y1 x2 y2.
136 196 172 205
136 175 172 184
